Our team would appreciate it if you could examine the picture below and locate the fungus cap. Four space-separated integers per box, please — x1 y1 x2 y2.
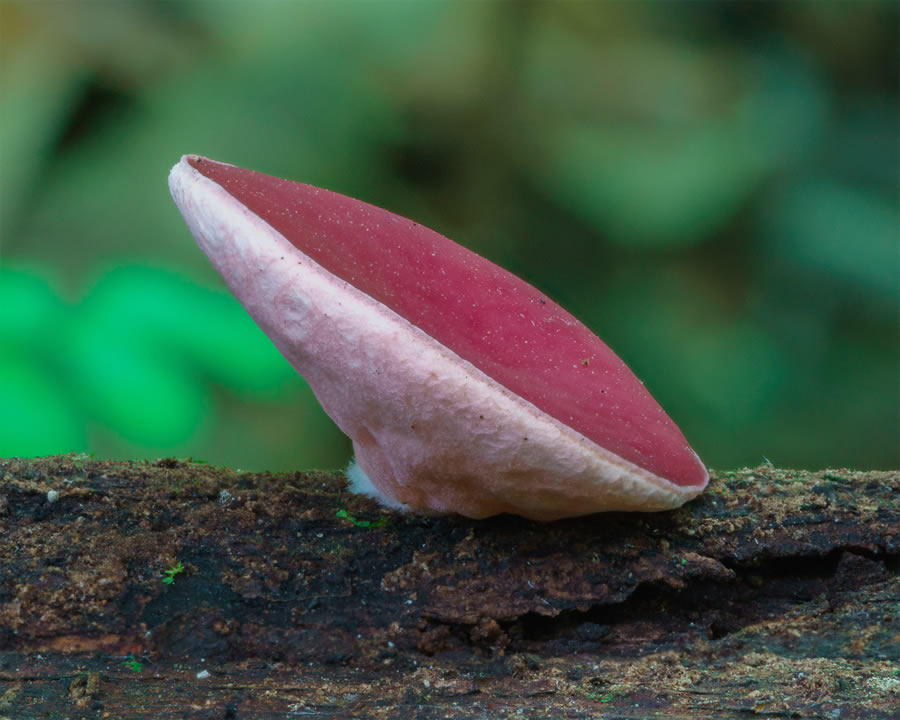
168 155 708 521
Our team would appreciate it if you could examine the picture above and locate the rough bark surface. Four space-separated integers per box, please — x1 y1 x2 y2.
0 455 897 719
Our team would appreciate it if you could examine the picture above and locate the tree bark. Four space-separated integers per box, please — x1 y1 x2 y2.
0 455 897 719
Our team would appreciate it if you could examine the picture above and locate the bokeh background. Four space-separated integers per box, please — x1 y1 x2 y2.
1 0 897 473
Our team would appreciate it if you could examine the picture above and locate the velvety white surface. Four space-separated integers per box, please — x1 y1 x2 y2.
169 156 707 520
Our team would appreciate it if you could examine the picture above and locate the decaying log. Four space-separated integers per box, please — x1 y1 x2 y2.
0 455 897 718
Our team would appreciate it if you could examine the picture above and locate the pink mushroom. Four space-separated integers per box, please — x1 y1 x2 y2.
168 155 708 521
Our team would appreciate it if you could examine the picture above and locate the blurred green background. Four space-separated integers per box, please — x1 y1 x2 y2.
1 0 897 472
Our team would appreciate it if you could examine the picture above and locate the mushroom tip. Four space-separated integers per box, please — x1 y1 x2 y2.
170 153 193 170
168 155 218 186
168 155 192 189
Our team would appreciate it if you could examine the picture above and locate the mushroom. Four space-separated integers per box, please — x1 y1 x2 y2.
168 155 708 521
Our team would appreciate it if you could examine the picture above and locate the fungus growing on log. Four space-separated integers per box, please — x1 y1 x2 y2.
168 155 708 521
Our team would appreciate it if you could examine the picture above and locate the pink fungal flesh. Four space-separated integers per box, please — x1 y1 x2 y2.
170 155 708 519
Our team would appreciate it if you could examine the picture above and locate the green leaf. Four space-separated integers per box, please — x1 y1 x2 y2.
335 509 386 528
